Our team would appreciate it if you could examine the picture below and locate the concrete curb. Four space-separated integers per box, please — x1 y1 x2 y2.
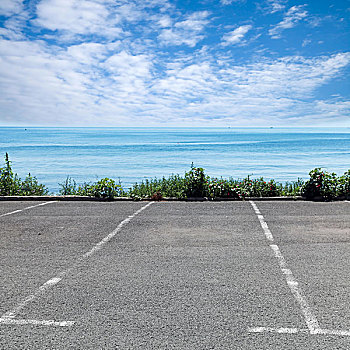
0 195 306 202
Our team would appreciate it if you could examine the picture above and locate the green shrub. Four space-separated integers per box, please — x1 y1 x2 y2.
338 170 350 199
59 176 78 195
159 175 186 198
129 179 160 200
19 173 49 196
279 178 304 197
208 178 243 199
59 176 127 198
235 176 280 197
89 178 125 199
0 153 48 196
127 168 306 200
183 165 209 198
0 153 20 195
302 168 338 201
129 175 186 199
75 182 93 196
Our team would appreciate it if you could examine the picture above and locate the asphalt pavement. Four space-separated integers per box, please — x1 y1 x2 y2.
0 200 349 349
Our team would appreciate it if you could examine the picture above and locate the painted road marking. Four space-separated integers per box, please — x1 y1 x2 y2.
269 243 320 333
248 200 350 337
0 201 154 327
249 327 350 336
0 318 75 327
1 277 63 319
250 201 274 241
0 201 57 218
249 327 309 334
83 202 153 258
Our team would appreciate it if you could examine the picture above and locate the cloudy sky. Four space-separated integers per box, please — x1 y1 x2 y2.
0 0 349 126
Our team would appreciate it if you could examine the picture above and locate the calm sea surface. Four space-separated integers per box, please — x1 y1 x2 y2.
1 127 349 193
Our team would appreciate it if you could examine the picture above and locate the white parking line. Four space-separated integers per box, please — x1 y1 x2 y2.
0 201 57 218
269 243 320 333
248 200 350 337
250 201 274 241
0 318 75 327
0 201 154 327
249 327 308 334
83 202 153 258
249 327 350 336
1 277 63 319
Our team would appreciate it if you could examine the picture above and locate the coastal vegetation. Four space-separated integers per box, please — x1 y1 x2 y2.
0 153 48 196
59 177 127 198
1 154 349 200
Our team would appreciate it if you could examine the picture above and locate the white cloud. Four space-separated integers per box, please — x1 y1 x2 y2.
0 2 29 40
34 0 168 40
158 11 210 47
66 43 108 65
0 0 23 16
104 51 152 78
0 1 349 127
33 0 174 42
220 0 239 5
157 15 172 28
103 52 153 98
269 5 308 39
158 28 203 47
302 38 311 47
221 25 252 46
0 18 26 40
266 0 286 13
35 0 112 35
175 11 209 31
1 35 349 126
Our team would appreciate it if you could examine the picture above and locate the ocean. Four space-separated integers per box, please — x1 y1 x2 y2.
1 127 349 193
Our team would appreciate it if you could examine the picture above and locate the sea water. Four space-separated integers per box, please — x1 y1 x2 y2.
0 127 349 193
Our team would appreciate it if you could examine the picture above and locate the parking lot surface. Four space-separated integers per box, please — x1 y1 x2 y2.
0 200 349 349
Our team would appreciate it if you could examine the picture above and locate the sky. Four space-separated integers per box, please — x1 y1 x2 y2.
0 0 349 127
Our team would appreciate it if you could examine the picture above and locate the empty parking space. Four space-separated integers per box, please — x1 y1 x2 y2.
0 201 145 315
0 200 349 349
254 201 350 334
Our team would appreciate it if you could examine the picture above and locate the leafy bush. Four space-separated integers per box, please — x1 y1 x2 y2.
129 165 210 199
237 176 280 197
208 178 243 199
59 176 126 199
129 175 186 199
0 153 20 195
88 178 125 199
183 165 209 198
301 168 338 201
0 153 48 196
337 170 350 199
279 178 304 197
59 176 77 195
76 182 93 196
128 167 344 200
20 173 49 196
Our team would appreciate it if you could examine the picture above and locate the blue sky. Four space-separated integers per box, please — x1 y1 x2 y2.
0 0 349 126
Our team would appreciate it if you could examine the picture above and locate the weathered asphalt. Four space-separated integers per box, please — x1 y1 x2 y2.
0 200 349 349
